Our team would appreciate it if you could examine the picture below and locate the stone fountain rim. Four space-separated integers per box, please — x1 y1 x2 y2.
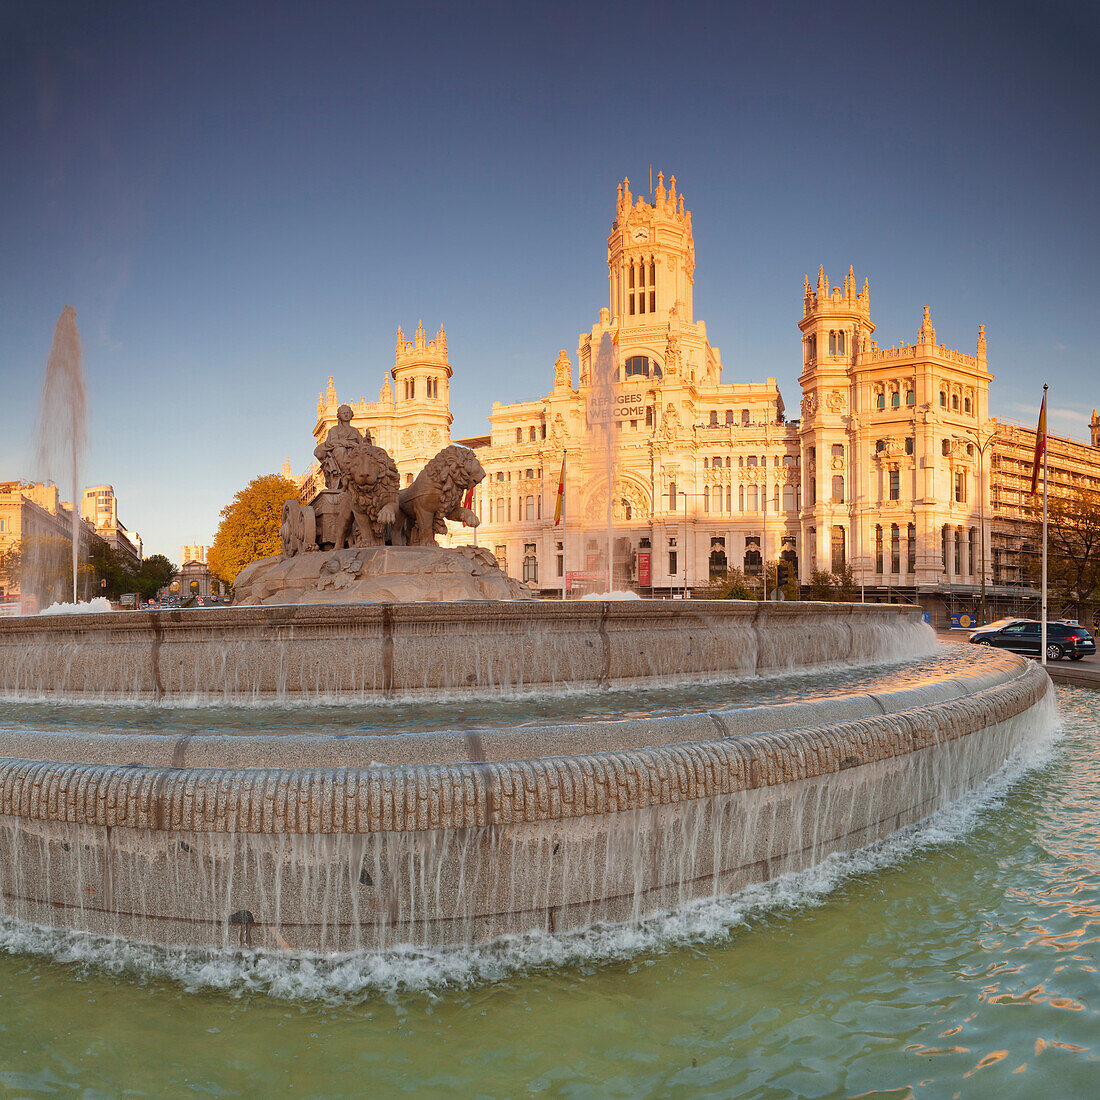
0 649 1044 773
0 597 923 637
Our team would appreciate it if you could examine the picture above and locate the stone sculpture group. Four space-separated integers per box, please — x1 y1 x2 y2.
235 405 529 604
302 403 483 552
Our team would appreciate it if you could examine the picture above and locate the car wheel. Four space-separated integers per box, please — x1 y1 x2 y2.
1070 653 1084 661
978 639 992 646
1045 643 1063 661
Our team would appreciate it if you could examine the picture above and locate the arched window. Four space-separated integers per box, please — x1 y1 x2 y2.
875 525 884 573
526 496 534 520
747 484 759 511
876 391 886 410
969 527 977 577
783 484 795 511
744 544 762 576
831 444 844 458
703 486 710 512
496 497 504 522
709 411 719 427
625 356 660 378
837 331 846 355
829 332 837 356
942 525 949 571
891 390 900 407
739 484 744 511
645 405 653 427
726 409 735 425
726 485 732 511
906 389 915 406
942 439 951 456
669 481 677 509
832 475 845 503
891 525 900 573
939 391 947 408
773 485 779 511
952 393 959 411
964 397 972 414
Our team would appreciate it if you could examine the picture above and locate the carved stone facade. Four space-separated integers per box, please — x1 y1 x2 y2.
296 177 1099 601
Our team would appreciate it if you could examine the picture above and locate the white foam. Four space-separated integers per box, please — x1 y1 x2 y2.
579 590 641 601
0 699 1062 1003
39 597 114 616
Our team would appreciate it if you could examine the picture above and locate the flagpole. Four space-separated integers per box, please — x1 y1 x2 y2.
1041 384 1048 665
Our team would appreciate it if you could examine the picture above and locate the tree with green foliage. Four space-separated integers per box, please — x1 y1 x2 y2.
135 554 178 600
208 474 299 585
700 567 756 600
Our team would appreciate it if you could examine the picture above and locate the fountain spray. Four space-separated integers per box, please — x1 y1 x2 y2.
34 306 87 604
589 333 619 593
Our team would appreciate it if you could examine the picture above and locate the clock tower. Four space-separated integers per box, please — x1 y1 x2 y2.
608 172 695 331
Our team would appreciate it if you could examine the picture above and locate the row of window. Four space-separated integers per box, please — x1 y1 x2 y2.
874 389 916 410
514 424 547 443
488 496 543 523
401 377 441 400
492 468 542 483
873 524 918 573
942 526 979 575
804 332 847 361
627 259 656 316
939 390 973 414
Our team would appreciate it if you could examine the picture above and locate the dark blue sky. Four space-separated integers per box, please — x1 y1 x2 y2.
2 0 1097 558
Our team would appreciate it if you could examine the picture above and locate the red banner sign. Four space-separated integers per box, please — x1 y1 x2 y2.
637 552 651 587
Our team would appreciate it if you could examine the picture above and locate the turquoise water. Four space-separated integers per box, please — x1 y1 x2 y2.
0 685 1096 1097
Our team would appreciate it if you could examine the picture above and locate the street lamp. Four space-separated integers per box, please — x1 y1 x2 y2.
954 427 999 626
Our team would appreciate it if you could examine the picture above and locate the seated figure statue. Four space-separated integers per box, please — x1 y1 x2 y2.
395 445 484 546
315 404 373 491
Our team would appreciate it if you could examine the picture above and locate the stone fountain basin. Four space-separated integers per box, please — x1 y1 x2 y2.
0 642 1051 954
0 599 932 700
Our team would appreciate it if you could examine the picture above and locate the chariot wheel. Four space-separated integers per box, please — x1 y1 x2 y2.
280 500 302 556
299 504 317 552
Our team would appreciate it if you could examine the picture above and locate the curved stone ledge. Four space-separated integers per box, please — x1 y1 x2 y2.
0 599 931 700
0 654 1048 835
0 645 1054 951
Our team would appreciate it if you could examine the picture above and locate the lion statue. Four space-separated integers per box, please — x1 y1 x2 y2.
335 443 401 548
395 445 484 546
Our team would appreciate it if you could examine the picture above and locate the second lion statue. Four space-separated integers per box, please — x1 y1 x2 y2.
395 445 484 546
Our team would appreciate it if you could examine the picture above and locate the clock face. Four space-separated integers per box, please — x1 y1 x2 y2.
631 227 650 242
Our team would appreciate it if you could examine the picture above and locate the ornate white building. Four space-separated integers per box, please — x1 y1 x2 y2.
308 175 997 603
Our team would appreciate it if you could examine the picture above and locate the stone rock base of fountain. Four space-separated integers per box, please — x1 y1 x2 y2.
232 545 533 605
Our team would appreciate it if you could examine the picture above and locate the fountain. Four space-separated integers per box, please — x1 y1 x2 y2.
28 306 87 607
0 414 1056 956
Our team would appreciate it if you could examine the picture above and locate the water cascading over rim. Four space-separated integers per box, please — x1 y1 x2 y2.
0 601 1056 953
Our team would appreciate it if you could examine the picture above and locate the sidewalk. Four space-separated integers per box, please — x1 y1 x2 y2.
935 630 1100 689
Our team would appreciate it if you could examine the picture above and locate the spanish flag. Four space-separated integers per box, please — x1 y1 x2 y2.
462 485 475 510
611 326 619 347
1030 389 1047 494
554 451 566 525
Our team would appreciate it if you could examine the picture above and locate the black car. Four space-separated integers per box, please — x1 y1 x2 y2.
968 618 1096 661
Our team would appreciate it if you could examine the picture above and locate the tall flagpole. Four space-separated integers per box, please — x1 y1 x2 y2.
1041 384 1049 665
